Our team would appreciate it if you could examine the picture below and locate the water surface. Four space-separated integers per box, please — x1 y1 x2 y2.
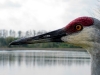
0 50 91 75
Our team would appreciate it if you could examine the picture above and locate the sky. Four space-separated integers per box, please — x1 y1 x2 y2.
0 0 98 31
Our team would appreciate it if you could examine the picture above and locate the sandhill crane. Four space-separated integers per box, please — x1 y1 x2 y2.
10 16 100 75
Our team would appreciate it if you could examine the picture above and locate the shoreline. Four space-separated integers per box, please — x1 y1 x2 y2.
0 48 86 51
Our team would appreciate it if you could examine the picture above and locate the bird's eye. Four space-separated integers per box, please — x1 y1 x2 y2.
75 25 83 31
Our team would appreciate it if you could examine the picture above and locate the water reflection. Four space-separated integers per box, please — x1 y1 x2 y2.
0 50 90 66
0 50 91 75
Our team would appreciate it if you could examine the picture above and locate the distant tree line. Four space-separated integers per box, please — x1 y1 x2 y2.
0 29 80 48
0 29 47 38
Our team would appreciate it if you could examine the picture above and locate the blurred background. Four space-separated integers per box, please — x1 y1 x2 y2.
0 0 100 48
0 0 97 31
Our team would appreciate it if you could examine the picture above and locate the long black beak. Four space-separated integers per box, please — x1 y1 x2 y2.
9 28 66 46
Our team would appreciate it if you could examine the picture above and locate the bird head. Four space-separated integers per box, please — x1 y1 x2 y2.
9 16 100 53
61 17 100 50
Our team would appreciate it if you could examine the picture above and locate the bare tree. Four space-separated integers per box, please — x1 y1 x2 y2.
25 31 30 37
9 30 13 37
33 30 36 36
2 29 8 38
18 31 22 38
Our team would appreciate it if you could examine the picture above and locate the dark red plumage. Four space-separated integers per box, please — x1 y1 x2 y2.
64 16 94 34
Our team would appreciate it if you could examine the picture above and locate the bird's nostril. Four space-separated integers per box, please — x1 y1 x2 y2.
43 35 51 38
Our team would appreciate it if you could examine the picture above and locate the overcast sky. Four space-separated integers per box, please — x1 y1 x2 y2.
0 0 98 31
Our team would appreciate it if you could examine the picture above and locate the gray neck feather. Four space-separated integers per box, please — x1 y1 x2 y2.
91 54 100 75
87 47 100 75
87 18 100 75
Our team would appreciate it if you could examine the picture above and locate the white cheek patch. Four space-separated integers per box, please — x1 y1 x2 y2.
61 26 98 48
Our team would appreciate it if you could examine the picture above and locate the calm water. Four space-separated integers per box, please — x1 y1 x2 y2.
0 50 91 75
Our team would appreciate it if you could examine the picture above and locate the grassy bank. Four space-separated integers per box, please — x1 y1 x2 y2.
0 48 86 52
